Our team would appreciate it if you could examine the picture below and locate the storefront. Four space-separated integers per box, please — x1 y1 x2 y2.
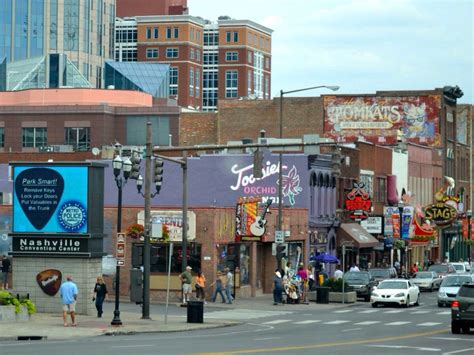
336 223 380 270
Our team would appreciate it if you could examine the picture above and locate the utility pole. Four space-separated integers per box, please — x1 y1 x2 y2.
142 122 152 319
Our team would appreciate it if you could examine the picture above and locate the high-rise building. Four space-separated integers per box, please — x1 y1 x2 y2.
116 0 188 17
0 0 115 88
115 15 272 110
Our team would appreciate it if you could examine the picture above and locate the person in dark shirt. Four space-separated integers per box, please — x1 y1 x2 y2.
273 270 283 305
1 255 11 290
92 275 108 317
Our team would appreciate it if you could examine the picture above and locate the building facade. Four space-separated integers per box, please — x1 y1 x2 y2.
115 15 272 110
116 0 188 17
0 0 115 88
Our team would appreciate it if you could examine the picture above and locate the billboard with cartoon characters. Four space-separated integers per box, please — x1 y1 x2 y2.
323 95 441 146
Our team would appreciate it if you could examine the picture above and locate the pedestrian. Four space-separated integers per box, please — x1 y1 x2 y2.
296 265 308 300
349 263 360 272
224 267 234 304
273 270 283 305
306 264 315 290
410 263 419 276
92 275 108 318
1 255 11 290
334 265 343 280
285 261 294 279
179 266 193 304
59 275 78 327
195 270 207 304
210 271 226 303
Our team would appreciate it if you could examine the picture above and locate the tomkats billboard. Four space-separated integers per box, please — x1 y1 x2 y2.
324 95 441 146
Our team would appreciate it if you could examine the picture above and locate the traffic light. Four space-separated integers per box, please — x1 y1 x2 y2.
253 149 264 178
276 243 288 258
130 153 141 180
153 158 164 194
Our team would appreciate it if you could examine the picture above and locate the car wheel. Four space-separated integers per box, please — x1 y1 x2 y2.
404 296 410 308
437 302 443 307
461 326 470 334
414 294 420 306
371 302 378 308
451 321 461 334
430 285 433 292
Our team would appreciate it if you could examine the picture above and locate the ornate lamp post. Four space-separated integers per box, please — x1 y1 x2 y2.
111 154 132 326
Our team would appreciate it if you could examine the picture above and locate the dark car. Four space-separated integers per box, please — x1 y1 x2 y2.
428 263 456 278
343 271 377 301
451 283 474 334
368 268 398 283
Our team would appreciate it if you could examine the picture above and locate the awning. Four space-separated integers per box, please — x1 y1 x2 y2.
337 223 380 248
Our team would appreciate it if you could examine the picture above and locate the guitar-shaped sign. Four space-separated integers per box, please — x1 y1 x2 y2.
250 199 273 237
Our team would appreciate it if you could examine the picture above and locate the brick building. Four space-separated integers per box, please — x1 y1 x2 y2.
116 0 188 17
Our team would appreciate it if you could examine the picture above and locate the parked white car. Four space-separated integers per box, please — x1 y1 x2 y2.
371 279 420 308
437 274 474 307
411 271 442 291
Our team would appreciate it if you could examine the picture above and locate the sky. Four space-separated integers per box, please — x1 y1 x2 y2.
188 0 473 103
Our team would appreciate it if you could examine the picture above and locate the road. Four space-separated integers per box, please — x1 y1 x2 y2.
2 291 473 355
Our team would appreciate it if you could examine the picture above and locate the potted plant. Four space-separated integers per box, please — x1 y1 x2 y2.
126 223 145 240
323 278 356 303
0 291 36 322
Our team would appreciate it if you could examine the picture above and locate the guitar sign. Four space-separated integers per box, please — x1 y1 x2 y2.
250 199 273 237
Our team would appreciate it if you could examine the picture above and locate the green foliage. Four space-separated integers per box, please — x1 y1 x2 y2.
0 291 36 315
322 278 350 292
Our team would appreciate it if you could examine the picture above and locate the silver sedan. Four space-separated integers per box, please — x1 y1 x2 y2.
410 271 442 291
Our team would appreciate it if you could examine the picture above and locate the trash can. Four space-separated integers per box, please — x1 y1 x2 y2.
187 301 204 323
316 287 330 304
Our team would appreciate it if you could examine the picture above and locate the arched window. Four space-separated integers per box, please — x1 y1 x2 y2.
316 173 324 217
310 172 317 216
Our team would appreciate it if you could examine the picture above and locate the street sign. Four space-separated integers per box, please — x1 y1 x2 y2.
275 230 284 243
116 232 126 267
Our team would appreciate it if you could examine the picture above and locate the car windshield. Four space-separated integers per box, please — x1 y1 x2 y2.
415 272 433 279
452 264 465 271
441 276 472 287
377 281 407 290
429 265 448 273
344 273 369 282
458 285 474 297
369 269 389 277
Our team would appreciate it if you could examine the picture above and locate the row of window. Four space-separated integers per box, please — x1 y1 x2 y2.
0 127 90 150
146 26 180 40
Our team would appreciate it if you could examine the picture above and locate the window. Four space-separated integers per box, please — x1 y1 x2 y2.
190 27 195 40
360 173 374 198
148 243 201 273
166 27 172 39
264 77 269 99
225 51 238 61
225 70 238 98
166 48 179 58
204 32 218 46
0 128 4 148
154 27 158 39
190 48 195 60
248 70 252 95
234 31 239 42
22 127 47 148
196 49 201 62
203 53 218 65
195 69 200 98
169 67 178 95
265 57 270 69
375 177 387 203
146 27 152 39
226 31 231 42
248 51 252 63
174 27 179 39
189 68 194 97
65 127 90 151
146 48 158 58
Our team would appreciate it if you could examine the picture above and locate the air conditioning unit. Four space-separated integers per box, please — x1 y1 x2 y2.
51 145 74 152
121 146 145 157
0 192 12 205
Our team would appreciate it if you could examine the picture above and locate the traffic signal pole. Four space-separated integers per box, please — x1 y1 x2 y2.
142 122 152 319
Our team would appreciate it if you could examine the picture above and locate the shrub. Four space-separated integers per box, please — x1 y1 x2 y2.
322 278 351 292
0 291 36 315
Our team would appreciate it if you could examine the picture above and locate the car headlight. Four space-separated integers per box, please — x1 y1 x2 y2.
371 292 379 297
438 292 446 297
394 293 405 297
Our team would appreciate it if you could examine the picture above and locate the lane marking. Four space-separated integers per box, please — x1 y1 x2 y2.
358 309 378 314
342 328 362 332
293 320 321 324
261 320 291 325
385 321 411 325
195 328 449 354
324 320 351 325
411 311 430 314
417 322 443 327
437 311 451 315
355 321 381 325
367 345 440 352
429 337 474 342
443 347 474 355
253 337 279 341
384 310 405 314
333 310 353 313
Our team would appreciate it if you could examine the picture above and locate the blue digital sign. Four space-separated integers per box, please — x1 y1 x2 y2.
13 166 88 233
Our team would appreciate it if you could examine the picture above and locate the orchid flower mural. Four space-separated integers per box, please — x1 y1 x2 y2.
279 166 302 206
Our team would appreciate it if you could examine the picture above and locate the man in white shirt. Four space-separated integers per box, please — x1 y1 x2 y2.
349 264 360 272
334 265 343 280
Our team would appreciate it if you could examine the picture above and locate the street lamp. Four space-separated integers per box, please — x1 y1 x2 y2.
277 85 339 269
467 210 472 264
111 154 132 326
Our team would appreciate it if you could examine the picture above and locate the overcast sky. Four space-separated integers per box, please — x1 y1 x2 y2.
189 0 473 103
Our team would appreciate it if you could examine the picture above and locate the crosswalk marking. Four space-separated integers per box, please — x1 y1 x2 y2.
354 321 381 325
293 320 322 324
417 322 442 326
436 311 451 315
324 320 351 325
385 321 411 325
411 310 430 314
358 310 378 314
205 309 293 320
334 310 353 313
262 319 292 325
384 310 405 314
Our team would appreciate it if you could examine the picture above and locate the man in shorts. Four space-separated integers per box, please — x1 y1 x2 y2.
179 266 193 304
59 275 78 327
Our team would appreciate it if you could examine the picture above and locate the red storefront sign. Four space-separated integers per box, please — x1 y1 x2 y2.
462 218 474 240
345 182 372 221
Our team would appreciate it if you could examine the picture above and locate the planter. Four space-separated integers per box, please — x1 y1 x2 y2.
328 291 356 303
0 305 30 322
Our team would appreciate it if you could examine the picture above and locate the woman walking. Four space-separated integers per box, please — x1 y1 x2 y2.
92 275 108 318
210 272 226 303
195 270 207 303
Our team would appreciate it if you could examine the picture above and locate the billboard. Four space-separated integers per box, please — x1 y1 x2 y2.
324 95 441 146
13 166 88 233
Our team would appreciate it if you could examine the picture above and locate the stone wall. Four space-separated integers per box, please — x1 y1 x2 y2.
12 257 102 315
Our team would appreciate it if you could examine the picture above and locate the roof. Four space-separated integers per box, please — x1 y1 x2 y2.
337 223 380 248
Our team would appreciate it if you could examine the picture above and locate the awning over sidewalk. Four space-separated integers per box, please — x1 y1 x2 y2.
337 223 380 248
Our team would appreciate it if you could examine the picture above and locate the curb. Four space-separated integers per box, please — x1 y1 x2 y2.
103 322 240 336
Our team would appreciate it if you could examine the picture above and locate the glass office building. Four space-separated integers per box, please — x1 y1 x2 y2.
0 0 115 88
